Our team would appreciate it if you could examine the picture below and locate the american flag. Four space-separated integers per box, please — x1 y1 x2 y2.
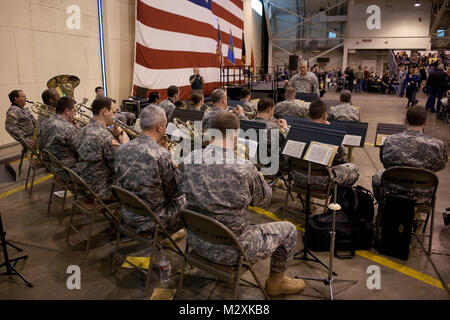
133 0 244 100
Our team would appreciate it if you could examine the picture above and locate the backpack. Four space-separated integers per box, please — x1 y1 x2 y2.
332 185 375 223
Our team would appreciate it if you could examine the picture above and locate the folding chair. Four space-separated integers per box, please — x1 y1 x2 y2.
23 139 50 198
42 150 74 216
379 166 438 255
110 185 184 297
17 144 27 178
282 158 333 218
177 208 269 300
64 167 119 255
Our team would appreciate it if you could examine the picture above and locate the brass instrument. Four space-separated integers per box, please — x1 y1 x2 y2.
111 117 139 139
27 100 55 118
47 75 80 98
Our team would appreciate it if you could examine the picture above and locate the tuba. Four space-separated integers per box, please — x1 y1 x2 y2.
47 75 80 98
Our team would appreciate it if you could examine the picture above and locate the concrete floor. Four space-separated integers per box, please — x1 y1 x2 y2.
0 91 449 300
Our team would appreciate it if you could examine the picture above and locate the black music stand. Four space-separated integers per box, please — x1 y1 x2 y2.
0 213 33 287
374 123 406 147
283 124 346 274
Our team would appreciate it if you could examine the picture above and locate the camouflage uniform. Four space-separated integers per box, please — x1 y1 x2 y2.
38 116 53 153
180 144 297 272
328 103 360 122
288 72 319 95
78 119 119 201
240 99 257 118
5 104 36 146
115 134 185 233
372 130 447 202
43 115 80 180
159 98 176 122
274 99 309 119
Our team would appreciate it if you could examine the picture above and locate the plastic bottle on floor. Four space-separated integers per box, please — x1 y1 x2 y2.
159 254 171 285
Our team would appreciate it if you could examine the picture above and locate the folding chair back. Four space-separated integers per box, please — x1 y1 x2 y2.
381 166 438 191
379 166 439 255
181 208 240 247
110 185 184 297
66 167 104 205
178 208 269 300
111 185 165 227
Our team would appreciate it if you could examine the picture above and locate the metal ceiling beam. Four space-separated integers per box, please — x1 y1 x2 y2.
309 43 345 61
270 0 347 38
272 44 293 55
345 0 354 38
430 0 450 36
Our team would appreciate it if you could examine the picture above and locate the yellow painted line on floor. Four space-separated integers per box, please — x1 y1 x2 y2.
356 250 450 291
0 174 53 199
364 142 375 147
250 205 449 291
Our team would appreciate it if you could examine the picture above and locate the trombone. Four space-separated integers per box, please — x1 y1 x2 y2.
75 100 139 138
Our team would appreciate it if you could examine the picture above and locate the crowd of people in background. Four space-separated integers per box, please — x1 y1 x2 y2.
275 51 450 117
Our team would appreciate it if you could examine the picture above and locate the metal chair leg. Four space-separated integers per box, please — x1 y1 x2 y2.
18 150 25 177
66 204 76 245
29 167 36 198
25 163 31 190
233 258 243 300
85 213 94 255
47 181 55 215
62 188 68 211
112 229 120 272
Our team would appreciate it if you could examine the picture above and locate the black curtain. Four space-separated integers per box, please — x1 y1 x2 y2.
261 4 269 73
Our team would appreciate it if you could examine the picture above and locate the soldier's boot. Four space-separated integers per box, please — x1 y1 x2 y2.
265 271 305 296
162 229 185 249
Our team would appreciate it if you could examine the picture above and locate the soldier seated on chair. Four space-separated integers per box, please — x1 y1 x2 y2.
180 111 305 296
328 90 360 122
37 88 60 152
42 97 80 181
115 106 186 240
77 97 130 202
372 105 447 203
5 89 36 150
274 86 308 119
292 99 360 191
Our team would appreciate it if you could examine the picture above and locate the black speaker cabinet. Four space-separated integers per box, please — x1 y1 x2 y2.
288 55 298 71
379 194 416 260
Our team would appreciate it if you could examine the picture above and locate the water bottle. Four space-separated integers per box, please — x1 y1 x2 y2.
159 254 171 284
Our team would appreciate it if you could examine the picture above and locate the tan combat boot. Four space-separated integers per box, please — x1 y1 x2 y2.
265 271 306 296
162 229 186 249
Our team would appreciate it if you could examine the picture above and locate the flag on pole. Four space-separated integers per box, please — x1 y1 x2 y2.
241 33 246 65
216 22 224 67
227 28 235 65
251 46 255 73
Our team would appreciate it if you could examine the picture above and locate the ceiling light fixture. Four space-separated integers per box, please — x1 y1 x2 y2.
414 0 421 7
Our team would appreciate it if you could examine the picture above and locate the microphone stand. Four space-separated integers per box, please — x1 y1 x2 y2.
294 162 336 276
295 181 357 300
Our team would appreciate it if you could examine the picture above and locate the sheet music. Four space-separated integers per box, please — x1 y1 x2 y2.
238 138 258 159
342 134 362 147
303 141 337 166
375 134 389 146
282 140 306 159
